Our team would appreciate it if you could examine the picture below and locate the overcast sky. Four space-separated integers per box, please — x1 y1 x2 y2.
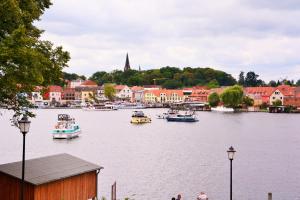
36 0 300 81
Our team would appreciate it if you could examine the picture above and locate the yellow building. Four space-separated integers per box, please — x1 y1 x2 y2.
144 89 185 103
75 87 97 103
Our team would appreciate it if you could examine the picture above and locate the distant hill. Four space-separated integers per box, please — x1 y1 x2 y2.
88 66 237 89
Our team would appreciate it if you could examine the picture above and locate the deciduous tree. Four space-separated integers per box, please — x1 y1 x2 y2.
0 0 70 120
208 92 220 107
220 85 243 108
104 83 116 101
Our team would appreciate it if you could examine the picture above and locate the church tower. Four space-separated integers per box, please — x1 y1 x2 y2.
124 53 131 71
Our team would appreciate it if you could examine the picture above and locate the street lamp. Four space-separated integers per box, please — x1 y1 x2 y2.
227 146 236 200
18 116 31 200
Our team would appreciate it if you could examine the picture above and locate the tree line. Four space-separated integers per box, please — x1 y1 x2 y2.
82 67 237 89
238 71 300 87
62 69 300 89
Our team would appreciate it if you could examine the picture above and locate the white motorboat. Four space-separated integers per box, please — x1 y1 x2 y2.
166 111 198 122
211 106 234 112
156 109 178 119
83 104 118 111
52 114 81 139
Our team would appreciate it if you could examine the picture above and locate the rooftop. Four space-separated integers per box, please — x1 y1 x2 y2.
0 154 103 185
81 80 98 86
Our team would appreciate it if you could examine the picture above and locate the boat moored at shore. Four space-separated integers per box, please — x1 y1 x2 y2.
211 106 234 112
83 104 118 111
52 114 81 139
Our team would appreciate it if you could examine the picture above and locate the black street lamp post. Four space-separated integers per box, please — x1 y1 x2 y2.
227 146 236 200
18 116 31 200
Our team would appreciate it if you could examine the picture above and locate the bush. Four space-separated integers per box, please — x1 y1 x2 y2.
242 96 254 107
272 99 282 106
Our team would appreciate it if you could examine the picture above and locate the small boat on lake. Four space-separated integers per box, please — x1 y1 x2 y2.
211 106 234 112
166 111 198 122
115 102 146 109
83 104 118 111
52 114 81 139
130 111 151 124
156 109 178 119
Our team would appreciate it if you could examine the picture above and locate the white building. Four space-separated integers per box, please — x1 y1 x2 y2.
47 86 63 103
67 79 84 88
115 85 132 100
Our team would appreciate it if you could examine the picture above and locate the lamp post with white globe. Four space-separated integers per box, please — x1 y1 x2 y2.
18 116 31 200
227 146 236 200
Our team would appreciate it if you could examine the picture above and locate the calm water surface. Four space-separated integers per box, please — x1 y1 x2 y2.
0 109 300 200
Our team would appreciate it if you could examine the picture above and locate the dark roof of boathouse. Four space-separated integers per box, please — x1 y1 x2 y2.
0 153 103 185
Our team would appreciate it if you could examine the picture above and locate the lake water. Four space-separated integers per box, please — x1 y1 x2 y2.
0 109 300 200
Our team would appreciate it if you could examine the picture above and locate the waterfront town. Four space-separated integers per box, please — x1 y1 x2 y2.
26 55 300 112
1 0 300 199
29 79 300 111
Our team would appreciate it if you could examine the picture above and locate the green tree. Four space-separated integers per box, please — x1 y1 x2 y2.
63 72 86 81
208 92 220 107
104 83 116 101
268 80 277 87
296 79 300 86
238 71 245 86
272 99 282 106
206 79 220 89
244 71 264 86
220 85 244 108
242 96 254 107
89 71 108 85
0 0 70 120
162 80 183 89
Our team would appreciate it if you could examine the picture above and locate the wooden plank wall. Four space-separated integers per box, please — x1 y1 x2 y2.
34 171 97 200
0 172 34 200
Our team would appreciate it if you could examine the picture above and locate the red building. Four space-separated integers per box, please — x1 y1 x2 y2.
188 89 210 102
244 87 275 105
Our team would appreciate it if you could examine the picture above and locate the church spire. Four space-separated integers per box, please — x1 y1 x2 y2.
124 53 131 71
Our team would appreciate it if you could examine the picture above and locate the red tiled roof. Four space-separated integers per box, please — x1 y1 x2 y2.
276 85 296 96
48 85 62 92
190 89 210 97
115 85 127 90
81 80 97 86
244 87 275 97
131 86 144 91
145 89 184 97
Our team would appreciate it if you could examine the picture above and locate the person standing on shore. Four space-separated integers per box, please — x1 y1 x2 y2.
176 194 182 200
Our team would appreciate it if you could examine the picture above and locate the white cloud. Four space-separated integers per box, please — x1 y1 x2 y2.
36 0 300 81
